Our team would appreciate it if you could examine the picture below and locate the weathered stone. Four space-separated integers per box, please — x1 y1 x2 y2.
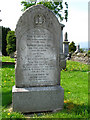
75 44 80 53
12 85 64 113
12 5 64 113
60 54 66 70
71 53 88 64
63 32 69 58
60 24 66 69
64 32 68 41
77 53 84 57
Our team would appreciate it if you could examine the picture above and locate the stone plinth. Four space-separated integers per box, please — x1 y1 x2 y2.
13 86 64 113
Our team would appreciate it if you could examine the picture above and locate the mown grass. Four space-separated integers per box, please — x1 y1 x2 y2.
0 56 15 62
0 57 88 119
1 64 25 119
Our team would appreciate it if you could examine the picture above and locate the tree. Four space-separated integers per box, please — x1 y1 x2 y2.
88 50 90 57
69 41 76 53
2 27 11 56
6 31 16 55
79 48 83 53
21 0 68 22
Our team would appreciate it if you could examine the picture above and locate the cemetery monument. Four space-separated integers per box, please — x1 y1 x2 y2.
12 5 64 113
75 44 80 53
63 32 69 58
60 24 66 69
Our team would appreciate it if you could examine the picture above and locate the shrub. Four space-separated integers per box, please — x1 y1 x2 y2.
80 48 83 53
69 41 76 53
2 27 11 56
6 31 16 55
87 50 90 57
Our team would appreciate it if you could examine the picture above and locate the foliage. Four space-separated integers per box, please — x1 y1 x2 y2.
21 0 68 22
6 31 16 55
69 41 76 53
79 48 83 53
1 57 88 119
2 27 11 56
87 50 90 57
2 110 25 119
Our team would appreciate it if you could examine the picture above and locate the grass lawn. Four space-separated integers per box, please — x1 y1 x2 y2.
0 56 15 63
0 56 88 119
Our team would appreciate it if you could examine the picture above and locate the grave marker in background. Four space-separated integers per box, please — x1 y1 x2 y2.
63 32 69 58
60 24 66 69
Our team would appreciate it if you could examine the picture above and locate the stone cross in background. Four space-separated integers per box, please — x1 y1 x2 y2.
60 24 66 69
76 44 80 53
12 5 64 113
63 32 70 58
65 32 68 40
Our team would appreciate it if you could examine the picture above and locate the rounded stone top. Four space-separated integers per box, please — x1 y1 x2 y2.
15 5 61 34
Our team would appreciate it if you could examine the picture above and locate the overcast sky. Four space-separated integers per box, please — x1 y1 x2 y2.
0 0 89 48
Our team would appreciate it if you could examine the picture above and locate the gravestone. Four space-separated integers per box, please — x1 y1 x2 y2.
60 24 66 69
75 44 80 53
12 5 64 113
63 32 69 58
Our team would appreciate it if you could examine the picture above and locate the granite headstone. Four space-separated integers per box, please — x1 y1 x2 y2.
12 5 64 113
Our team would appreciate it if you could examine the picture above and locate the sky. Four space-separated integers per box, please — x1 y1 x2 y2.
0 0 89 48
62 0 88 48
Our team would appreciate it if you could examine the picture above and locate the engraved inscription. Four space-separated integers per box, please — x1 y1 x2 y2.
18 28 57 85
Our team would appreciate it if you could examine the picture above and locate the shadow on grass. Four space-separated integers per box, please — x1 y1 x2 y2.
2 64 15 68
0 117 61 120
63 68 88 72
71 70 88 72
64 101 88 115
2 88 12 107
21 102 88 119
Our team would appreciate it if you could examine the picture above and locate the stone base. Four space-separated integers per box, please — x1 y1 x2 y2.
12 85 64 113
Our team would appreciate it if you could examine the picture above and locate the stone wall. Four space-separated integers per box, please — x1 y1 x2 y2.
71 53 89 64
